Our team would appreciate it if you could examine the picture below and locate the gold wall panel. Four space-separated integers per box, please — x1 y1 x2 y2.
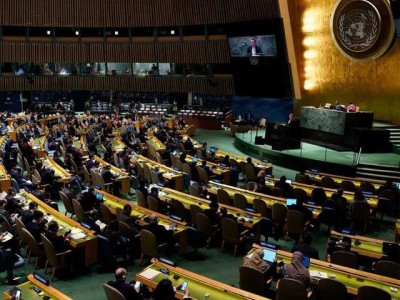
288 0 400 124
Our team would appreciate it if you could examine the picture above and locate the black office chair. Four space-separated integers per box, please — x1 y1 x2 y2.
357 286 391 300
331 250 358 269
319 207 337 233
0 249 25 284
315 278 347 300
376 197 392 221
375 260 400 279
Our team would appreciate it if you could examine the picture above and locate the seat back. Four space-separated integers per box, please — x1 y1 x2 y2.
21 228 41 257
118 222 136 241
40 233 59 268
142 163 152 183
331 251 358 269
131 176 139 190
10 179 20 193
272 203 287 224
188 185 201 197
196 213 212 237
100 203 113 225
72 199 85 222
271 187 283 197
59 191 75 216
150 171 161 185
277 278 307 300
221 218 239 245
295 173 310 184
357 286 391 300
197 167 209 184
170 199 186 221
315 278 347 300
321 176 335 188
14 217 27 240
359 182 375 194
140 229 160 258
253 198 268 217
286 210 304 236
246 181 256 191
375 260 400 279
293 188 308 204
244 164 256 182
239 266 267 296
181 163 192 180
351 201 370 224
233 193 247 209
340 180 356 192
103 283 127 300
147 196 160 212
217 189 231 205
135 190 147 208
189 204 203 226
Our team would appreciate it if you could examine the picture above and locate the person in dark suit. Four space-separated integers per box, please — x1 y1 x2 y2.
5 187 24 215
145 214 173 245
80 187 99 212
107 268 144 300
247 38 263 56
20 201 39 226
81 210 102 235
274 176 293 197
45 221 71 253
9 166 33 191
53 151 67 169
26 210 47 242
291 234 319 259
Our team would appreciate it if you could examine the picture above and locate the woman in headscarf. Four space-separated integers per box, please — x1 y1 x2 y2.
281 251 311 286
243 249 271 275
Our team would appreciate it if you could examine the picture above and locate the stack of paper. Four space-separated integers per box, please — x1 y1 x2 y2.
310 270 328 278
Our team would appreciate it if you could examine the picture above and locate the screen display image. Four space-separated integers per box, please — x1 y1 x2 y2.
262 249 277 263
286 199 297 206
228 35 277 57
302 256 310 268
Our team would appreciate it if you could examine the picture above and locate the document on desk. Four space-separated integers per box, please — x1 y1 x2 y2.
71 232 86 240
310 270 328 278
162 224 172 231
139 269 161 280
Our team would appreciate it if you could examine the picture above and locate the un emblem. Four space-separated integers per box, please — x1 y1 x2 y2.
331 0 395 61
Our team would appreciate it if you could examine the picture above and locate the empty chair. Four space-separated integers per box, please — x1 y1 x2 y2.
253 198 268 217
72 199 86 222
99 203 113 225
331 251 358 269
351 201 370 231
59 191 75 218
377 197 392 221
189 204 204 227
272 203 287 225
244 164 257 183
357 286 391 300
340 180 356 192
321 176 336 188
295 173 310 184
196 213 214 247
315 278 347 300
131 176 140 190
359 182 375 194
285 210 304 241
135 189 147 208
103 283 126 300
379 189 397 213
217 189 231 206
41 233 72 281
246 181 257 191
277 278 307 300
21 228 41 269
233 193 247 210
374 260 400 279
197 166 209 184
239 266 269 296
188 185 201 197
139 229 166 266
221 218 248 256
170 199 187 221
0 249 25 284
147 196 160 213
181 163 193 180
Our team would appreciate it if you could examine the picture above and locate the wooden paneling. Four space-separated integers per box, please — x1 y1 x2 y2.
0 42 231 63
0 0 279 27
0 76 234 94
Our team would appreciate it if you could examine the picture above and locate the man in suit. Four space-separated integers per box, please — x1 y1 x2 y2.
45 221 71 254
145 214 173 245
26 210 47 242
107 268 144 300
20 201 39 226
247 38 263 56
291 234 319 259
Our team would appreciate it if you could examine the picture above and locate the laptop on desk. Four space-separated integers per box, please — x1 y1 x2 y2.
262 249 277 266
286 199 297 206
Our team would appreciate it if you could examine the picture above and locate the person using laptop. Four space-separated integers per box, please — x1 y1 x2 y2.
278 251 311 286
243 248 274 277
291 234 319 259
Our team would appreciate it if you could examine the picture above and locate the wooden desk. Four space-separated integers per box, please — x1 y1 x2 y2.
181 124 196 136
32 136 46 158
268 180 378 209
96 189 188 254
136 258 268 300
3 274 73 300
21 192 98 266
158 187 262 229
94 155 130 193
133 155 184 191
396 220 400 243
329 230 390 259
306 171 385 191
147 136 167 153
246 244 400 297
10 123 31 142
206 181 322 219
184 154 231 185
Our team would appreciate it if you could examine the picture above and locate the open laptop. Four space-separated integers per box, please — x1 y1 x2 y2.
192 156 199 163
210 147 216 153
262 249 277 266
95 193 104 202
286 198 297 206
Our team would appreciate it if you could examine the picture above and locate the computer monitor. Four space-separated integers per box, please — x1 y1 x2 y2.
361 190 373 195
210 147 216 153
192 157 198 163
81 222 91 229
95 193 104 201
286 198 297 206
172 150 178 156
396 182 400 189
260 241 277 250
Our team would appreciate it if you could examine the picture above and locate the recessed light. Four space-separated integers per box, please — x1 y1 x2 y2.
170 30 175 35
46 30 51 35
114 31 119 36
75 31 79 36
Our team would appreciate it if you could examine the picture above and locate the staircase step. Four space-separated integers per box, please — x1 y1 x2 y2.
356 171 400 181
357 163 399 170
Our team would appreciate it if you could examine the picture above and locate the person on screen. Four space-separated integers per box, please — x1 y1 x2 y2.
247 38 263 56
